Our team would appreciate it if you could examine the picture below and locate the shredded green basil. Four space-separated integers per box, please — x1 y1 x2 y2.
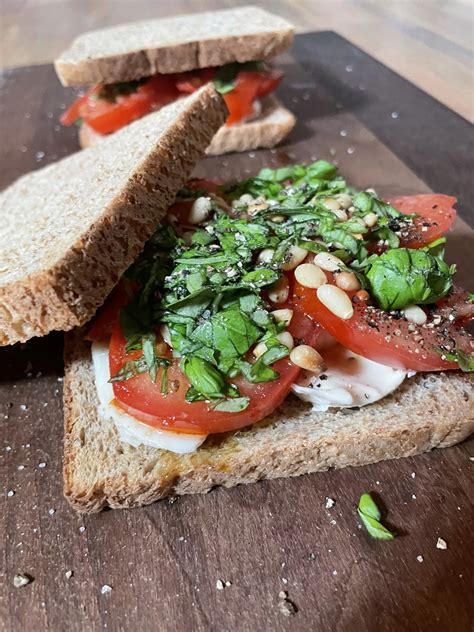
357 493 395 541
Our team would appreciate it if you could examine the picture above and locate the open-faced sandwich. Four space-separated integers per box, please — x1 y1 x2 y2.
54 6 296 154
0 85 472 513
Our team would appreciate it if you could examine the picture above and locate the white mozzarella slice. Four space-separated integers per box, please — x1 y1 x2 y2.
91 342 207 454
291 343 407 412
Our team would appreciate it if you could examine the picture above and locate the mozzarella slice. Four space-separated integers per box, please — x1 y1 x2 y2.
291 343 407 412
91 342 207 454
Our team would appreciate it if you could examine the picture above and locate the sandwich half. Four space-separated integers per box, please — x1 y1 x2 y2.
54 6 296 154
62 162 473 513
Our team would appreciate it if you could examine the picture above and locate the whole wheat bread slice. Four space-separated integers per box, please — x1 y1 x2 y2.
63 330 474 513
79 96 296 155
55 6 294 87
0 85 226 346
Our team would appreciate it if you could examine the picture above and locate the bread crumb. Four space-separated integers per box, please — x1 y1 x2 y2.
101 584 112 594
14 573 32 588
416 555 424 563
281 577 288 584
7 490 15 497
308 552 316 560
332 570 337 576
79 526 86 533
65 570 73 579
48 508 55 516
325 497 335 509
225 581 232 587
20 404 28 411
278 592 297 617
436 538 447 550
412 494 417 500
216 579 224 590
38 462 47 469
411 472 416 479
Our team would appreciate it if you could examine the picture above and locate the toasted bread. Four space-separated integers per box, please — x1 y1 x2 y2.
63 329 474 513
55 6 294 87
0 85 226 346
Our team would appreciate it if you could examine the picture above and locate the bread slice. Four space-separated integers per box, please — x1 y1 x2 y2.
64 329 474 513
55 6 294 87
79 96 296 155
0 85 226 346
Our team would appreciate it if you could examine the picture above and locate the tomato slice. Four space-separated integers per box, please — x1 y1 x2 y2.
223 69 283 125
388 194 457 248
110 307 321 435
292 272 472 372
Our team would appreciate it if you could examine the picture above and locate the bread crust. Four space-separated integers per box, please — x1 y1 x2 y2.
55 7 294 86
79 97 296 155
63 330 474 513
0 85 227 346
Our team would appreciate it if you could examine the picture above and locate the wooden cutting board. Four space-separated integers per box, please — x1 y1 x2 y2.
1 32 473 632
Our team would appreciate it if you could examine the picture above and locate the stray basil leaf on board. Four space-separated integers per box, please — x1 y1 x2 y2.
357 493 396 541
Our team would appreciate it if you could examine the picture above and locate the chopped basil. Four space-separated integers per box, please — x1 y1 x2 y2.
110 159 463 413
366 248 453 310
213 61 264 94
357 493 395 541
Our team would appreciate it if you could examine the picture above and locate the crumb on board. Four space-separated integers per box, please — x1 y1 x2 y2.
436 538 447 550
13 573 32 588
278 591 297 616
325 497 335 509
101 584 112 595
65 570 73 579
417 555 424 563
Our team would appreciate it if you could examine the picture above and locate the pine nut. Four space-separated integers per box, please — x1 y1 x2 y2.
333 209 348 222
317 285 354 319
268 276 289 304
248 201 268 215
189 196 212 224
336 193 353 209
290 345 326 372
322 197 341 211
268 214 286 223
314 252 343 272
364 212 378 227
282 245 308 271
294 263 327 289
352 233 364 240
254 331 294 358
257 248 275 264
239 194 254 205
335 271 361 292
271 309 294 325
403 304 427 325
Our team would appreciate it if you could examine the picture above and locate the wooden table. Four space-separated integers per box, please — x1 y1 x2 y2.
1 31 473 632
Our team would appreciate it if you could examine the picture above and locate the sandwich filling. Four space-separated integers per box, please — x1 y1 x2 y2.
86 161 474 453
60 62 283 135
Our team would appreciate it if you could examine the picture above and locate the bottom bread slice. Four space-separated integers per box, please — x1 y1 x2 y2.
79 96 296 155
64 330 474 513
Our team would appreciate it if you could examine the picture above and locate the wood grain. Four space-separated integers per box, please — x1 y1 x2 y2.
1 0 473 121
1 33 474 632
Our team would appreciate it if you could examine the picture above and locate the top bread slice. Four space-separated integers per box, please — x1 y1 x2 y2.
63 329 474 513
0 85 226 346
54 6 294 86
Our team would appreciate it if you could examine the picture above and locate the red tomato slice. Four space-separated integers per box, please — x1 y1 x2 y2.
175 69 216 93
223 69 282 125
292 273 472 372
60 91 91 125
110 307 321 435
388 194 457 248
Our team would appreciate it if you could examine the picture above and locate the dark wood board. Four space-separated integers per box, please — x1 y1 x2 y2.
1 32 473 632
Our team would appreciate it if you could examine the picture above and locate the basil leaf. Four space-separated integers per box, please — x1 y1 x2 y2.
142 333 158 383
239 360 279 383
211 397 250 413
366 248 453 311
181 356 226 399
358 492 381 520
241 268 280 288
357 493 395 541
457 349 474 372
165 288 214 318
370 226 400 249
191 307 261 359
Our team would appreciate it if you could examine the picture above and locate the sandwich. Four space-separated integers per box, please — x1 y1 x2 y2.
62 160 473 513
54 6 296 155
1 87 472 514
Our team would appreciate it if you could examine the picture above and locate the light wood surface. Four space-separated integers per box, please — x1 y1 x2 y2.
0 0 473 121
